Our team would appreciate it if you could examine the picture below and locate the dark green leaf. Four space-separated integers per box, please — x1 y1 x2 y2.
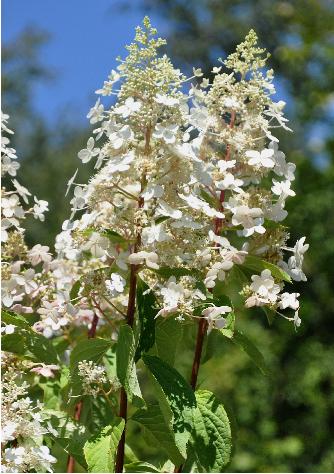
2 332 25 354
132 403 184 465
232 330 271 376
187 390 232 472
243 255 291 282
155 317 183 366
124 461 160 472
116 325 142 401
135 278 158 361
143 355 196 460
1 309 31 328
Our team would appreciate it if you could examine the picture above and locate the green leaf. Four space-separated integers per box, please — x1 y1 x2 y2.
83 418 125 473
242 255 291 282
187 390 232 472
70 280 81 301
124 461 160 472
143 355 196 460
155 317 183 366
135 278 158 361
132 403 184 465
154 266 201 279
1 310 58 363
220 311 235 339
262 306 276 326
232 330 270 376
70 338 112 368
1 309 31 328
101 229 127 244
2 332 26 354
116 325 142 401
25 330 59 364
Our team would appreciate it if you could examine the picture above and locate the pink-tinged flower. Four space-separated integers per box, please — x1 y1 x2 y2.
30 364 60 378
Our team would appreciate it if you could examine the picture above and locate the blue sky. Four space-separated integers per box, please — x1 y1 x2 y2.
3 0 167 124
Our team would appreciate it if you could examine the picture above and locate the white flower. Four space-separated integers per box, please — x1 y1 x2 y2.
27 244 52 266
87 98 104 124
141 184 164 201
128 251 159 269
82 232 109 258
265 200 288 222
201 305 232 333
155 94 180 106
246 149 275 168
1 324 16 335
153 123 179 144
171 216 203 229
269 142 296 181
223 97 240 109
193 67 203 77
106 150 135 174
179 193 224 219
78 137 100 164
106 273 126 296
55 230 79 259
217 159 236 173
216 172 243 191
11 179 31 204
31 445 57 469
279 292 300 310
2 156 20 176
157 201 182 219
70 186 88 211
5 446 26 466
142 223 171 245
293 237 309 267
249 269 280 304
15 269 38 295
271 179 295 199
156 278 184 316
1 421 17 442
189 104 209 131
109 125 133 149
114 97 142 118
231 205 265 234
33 197 49 221
204 260 234 288
65 168 79 196
95 69 120 95
212 66 222 74
2 194 24 219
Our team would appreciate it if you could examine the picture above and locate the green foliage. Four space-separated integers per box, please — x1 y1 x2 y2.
232 330 270 377
143 355 196 461
242 255 291 282
116 325 142 401
155 317 183 366
124 461 160 472
135 278 158 361
185 390 232 473
1 320 59 364
132 403 184 465
83 418 125 473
